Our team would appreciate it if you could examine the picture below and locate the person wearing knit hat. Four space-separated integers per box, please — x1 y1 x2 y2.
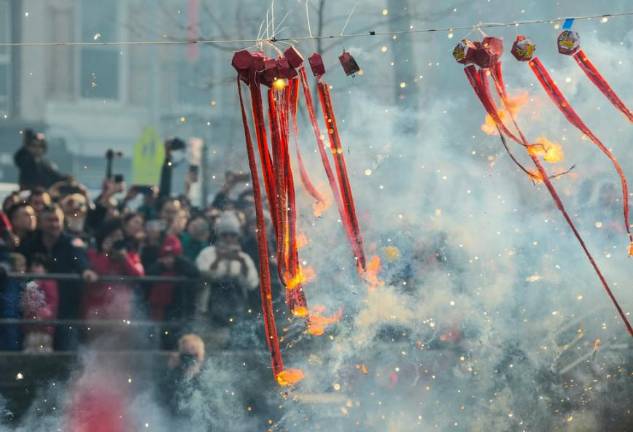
195 211 258 342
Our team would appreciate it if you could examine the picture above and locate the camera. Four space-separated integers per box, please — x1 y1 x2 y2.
167 137 186 151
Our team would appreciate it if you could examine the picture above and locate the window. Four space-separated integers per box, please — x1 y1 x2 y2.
78 1 120 100
0 0 11 114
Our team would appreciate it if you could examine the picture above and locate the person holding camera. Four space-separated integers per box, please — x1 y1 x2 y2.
14 129 69 190
82 219 144 324
194 211 258 342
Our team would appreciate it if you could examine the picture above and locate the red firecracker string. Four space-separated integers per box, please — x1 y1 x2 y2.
237 77 286 378
316 81 367 272
464 63 633 338
573 49 633 123
527 56 633 245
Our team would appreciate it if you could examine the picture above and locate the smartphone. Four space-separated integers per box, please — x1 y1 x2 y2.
114 174 124 183
131 185 154 195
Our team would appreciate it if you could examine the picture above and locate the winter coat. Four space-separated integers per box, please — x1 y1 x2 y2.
81 249 144 320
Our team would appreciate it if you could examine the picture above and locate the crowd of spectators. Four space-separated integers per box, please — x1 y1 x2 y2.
0 129 266 353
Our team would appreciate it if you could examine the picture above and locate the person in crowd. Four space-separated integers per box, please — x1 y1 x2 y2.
211 171 251 210
6 203 37 245
195 211 258 344
14 129 69 190
28 187 53 217
82 219 144 324
179 214 210 261
21 253 59 353
122 212 145 252
2 192 22 215
159 333 205 417
59 193 90 242
146 235 198 323
18 204 97 350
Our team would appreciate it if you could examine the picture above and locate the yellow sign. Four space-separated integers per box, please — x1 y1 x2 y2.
132 127 164 185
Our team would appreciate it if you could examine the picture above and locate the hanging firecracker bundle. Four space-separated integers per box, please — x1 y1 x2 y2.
453 36 633 338
510 34 633 255
232 45 369 384
557 29 633 123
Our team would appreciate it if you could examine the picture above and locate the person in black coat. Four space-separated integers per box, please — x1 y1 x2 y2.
13 129 69 190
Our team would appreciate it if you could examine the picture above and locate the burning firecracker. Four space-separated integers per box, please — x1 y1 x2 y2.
455 36 633 338
232 45 370 385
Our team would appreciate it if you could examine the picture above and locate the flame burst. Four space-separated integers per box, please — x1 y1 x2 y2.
481 92 529 135
528 136 564 163
307 306 344 336
276 368 305 386
285 266 316 290
296 232 309 249
362 255 384 290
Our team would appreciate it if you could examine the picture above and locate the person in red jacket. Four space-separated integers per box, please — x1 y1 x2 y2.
82 219 144 322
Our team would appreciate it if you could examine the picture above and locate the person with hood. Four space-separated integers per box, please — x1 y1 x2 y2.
82 219 144 322
14 129 69 190
195 211 258 340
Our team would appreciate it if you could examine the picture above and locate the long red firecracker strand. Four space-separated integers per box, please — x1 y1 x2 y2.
317 81 367 272
268 87 289 278
465 65 633 337
237 76 285 378
573 49 633 123
289 76 328 207
298 68 357 250
249 82 279 231
527 57 633 246
268 86 309 314
279 83 308 314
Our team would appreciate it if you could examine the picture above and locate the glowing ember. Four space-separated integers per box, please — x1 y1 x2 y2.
481 92 528 136
307 307 344 336
296 232 309 249
362 255 384 289
292 306 309 318
628 242 633 256
528 137 564 163
276 368 305 387
285 266 316 290
272 78 288 90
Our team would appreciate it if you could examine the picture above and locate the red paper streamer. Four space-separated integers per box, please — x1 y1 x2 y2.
298 67 361 267
464 63 633 337
573 49 633 122
317 81 367 272
527 57 633 245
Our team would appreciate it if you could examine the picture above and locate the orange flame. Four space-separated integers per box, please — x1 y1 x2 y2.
276 368 305 386
481 92 529 136
285 266 316 290
296 232 309 249
362 255 384 290
628 242 633 257
292 306 309 318
528 136 564 163
307 306 344 336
